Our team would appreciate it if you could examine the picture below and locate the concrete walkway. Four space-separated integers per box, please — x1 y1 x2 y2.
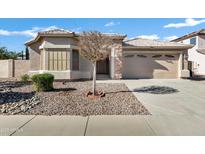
1 79 205 136
1 114 205 136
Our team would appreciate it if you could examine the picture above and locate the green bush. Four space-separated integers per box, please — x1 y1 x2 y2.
31 73 54 92
21 74 30 82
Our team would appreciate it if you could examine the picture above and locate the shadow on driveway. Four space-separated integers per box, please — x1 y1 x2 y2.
133 85 179 94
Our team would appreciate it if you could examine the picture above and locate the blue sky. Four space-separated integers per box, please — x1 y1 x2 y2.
1 18 205 52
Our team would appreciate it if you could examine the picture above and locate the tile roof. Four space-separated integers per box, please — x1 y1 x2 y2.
25 29 126 45
123 38 193 49
172 29 205 42
101 32 127 37
38 29 74 35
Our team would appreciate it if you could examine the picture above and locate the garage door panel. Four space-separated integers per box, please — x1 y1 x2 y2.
122 53 179 79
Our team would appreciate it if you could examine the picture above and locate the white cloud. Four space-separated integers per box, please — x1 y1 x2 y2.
137 34 159 40
163 35 178 41
0 26 58 37
71 27 82 33
104 21 120 27
164 18 205 28
42 26 58 31
0 30 10 36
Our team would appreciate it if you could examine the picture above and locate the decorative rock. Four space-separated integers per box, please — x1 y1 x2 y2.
1 108 6 113
19 102 24 106
0 91 41 114
20 105 26 111
1 80 150 116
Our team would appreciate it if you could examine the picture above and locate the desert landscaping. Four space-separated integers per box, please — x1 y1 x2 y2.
0 79 150 116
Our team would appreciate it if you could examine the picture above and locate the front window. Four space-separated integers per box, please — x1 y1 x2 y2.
48 50 68 70
72 49 79 70
190 37 196 45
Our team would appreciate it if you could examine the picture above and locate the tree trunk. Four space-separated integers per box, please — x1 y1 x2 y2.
92 61 96 95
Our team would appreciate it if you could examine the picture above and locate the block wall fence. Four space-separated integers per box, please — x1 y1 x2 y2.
0 59 30 78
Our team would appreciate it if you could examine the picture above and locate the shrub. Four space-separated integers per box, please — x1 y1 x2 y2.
21 74 30 82
31 73 54 92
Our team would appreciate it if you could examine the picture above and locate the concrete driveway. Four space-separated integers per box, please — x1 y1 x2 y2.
124 79 205 116
1 79 205 136
124 79 205 135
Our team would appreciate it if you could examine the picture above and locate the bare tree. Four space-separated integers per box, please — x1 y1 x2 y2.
78 31 113 95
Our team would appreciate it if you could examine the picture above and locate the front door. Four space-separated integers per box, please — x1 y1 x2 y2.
97 58 109 74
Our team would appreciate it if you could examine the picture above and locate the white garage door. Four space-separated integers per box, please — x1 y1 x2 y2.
122 53 179 79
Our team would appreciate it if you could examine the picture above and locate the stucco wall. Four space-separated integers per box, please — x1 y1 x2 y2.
78 55 93 79
0 60 30 78
112 40 123 79
0 60 11 78
14 60 30 78
196 36 205 75
184 36 205 75
29 39 42 71
44 37 78 48
198 35 205 48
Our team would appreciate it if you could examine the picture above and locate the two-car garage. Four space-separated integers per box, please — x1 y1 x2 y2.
122 52 179 79
122 38 193 79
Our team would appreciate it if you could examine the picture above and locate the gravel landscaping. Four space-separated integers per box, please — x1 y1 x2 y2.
0 80 150 116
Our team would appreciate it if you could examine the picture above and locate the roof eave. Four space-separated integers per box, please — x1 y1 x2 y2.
123 45 193 50
112 35 127 40
25 33 77 46
25 33 126 46
171 29 205 42
25 35 40 46
196 49 205 55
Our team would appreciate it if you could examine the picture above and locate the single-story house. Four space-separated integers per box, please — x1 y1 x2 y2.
25 29 193 80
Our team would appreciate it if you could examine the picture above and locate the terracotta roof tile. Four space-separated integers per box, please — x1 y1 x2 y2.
39 29 74 35
124 38 189 47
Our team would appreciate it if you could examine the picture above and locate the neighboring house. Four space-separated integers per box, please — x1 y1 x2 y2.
172 29 205 76
25 29 193 80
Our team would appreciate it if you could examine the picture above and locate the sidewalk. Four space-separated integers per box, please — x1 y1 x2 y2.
1 115 205 136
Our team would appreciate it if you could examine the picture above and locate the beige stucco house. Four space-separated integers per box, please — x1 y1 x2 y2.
25 29 193 80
